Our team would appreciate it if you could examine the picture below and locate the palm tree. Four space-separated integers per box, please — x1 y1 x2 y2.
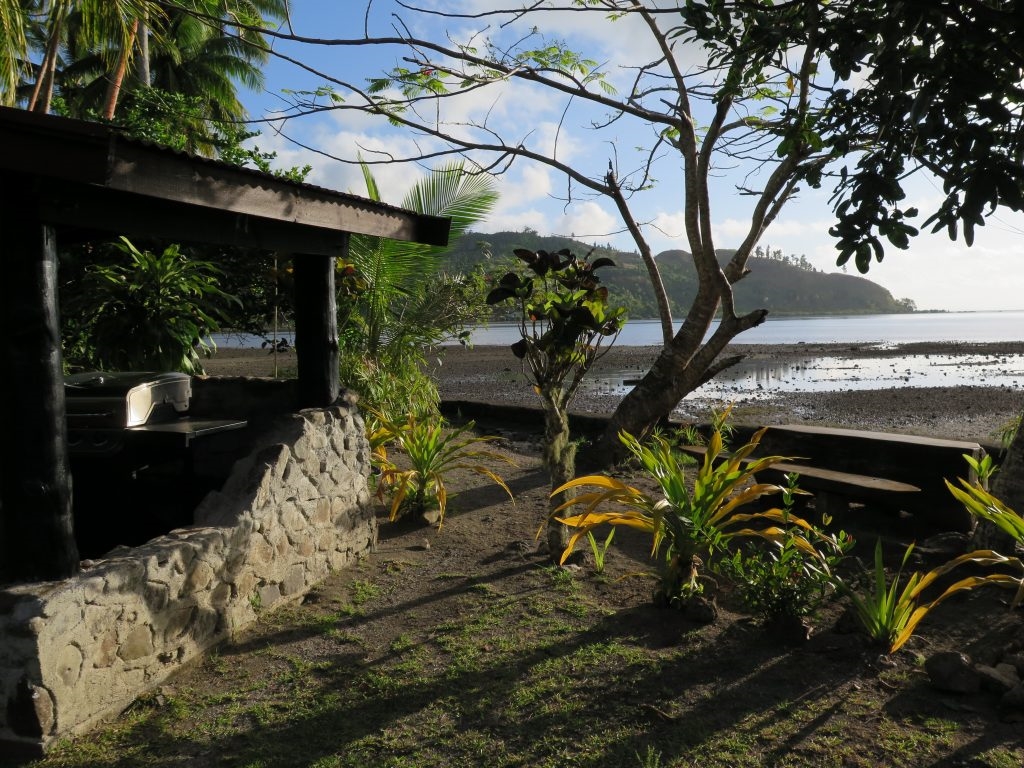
343 161 499 415
23 0 162 115
27 0 288 121
0 1 30 106
350 160 499 355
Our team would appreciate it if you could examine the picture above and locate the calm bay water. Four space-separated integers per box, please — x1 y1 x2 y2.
214 310 1024 349
463 310 1024 347
212 310 1024 396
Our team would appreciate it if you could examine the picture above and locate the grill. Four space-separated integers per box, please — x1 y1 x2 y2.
65 372 245 459
65 371 192 429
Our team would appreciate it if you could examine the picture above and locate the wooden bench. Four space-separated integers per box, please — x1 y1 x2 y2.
682 424 985 531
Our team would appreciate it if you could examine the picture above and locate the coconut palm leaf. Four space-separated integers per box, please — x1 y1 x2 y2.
0 1 29 106
349 160 498 353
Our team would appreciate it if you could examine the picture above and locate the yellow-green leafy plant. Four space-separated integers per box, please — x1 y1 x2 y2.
947 479 1024 547
552 427 824 607
838 539 1023 653
961 452 999 490
372 412 516 528
586 528 616 575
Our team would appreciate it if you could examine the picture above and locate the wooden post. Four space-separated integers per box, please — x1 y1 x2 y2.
0 207 79 582
292 245 341 409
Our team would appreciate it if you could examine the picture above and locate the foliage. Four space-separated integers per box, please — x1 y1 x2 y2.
961 452 1000 490
340 161 497 416
586 528 616 575
553 427 823 606
486 248 627 410
722 475 853 621
64 236 238 374
947 480 1024 549
838 539 1023 654
28 0 287 122
487 247 626 556
372 413 516 529
997 415 1021 453
809 1 1024 269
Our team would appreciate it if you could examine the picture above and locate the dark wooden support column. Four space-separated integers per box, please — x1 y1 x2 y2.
0 205 79 582
292 242 342 409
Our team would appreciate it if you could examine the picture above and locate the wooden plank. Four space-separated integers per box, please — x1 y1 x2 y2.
768 423 983 451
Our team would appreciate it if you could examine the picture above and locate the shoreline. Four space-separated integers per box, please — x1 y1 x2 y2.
200 342 1024 445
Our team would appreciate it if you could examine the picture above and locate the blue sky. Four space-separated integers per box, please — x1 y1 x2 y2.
242 1 1024 313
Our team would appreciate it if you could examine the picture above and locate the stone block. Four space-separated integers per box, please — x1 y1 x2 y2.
257 583 281 611
160 605 197 644
183 561 214 595
247 535 275 568
279 501 306 533
209 583 231 609
54 645 84 689
280 566 306 597
117 625 154 663
926 651 980 693
92 631 118 669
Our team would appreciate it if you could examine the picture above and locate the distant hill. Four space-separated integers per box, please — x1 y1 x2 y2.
443 230 915 318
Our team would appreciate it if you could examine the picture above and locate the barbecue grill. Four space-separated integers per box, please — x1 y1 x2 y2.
64 371 245 458
63 372 247 556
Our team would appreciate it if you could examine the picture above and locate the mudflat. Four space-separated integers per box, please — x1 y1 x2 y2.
200 341 1024 445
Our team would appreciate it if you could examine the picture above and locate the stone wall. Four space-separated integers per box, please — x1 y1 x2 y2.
0 390 376 758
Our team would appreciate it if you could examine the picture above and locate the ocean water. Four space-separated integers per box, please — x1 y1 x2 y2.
462 310 1024 347
211 310 1024 395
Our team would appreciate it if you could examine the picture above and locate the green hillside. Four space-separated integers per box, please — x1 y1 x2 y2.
444 231 915 318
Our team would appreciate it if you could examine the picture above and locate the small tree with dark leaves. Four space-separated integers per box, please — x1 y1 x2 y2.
487 248 626 556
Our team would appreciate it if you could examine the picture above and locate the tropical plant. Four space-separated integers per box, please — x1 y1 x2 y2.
21 0 167 116
838 539 1024 654
997 415 1021 454
586 527 616 575
947 480 1024 549
341 161 497 417
372 412 516 529
552 427 822 607
0 1 30 106
961 452 1000 491
486 248 627 556
65 236 238 374
722 475 853 622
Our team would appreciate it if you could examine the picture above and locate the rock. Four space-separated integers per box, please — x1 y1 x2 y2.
1002 652 1024 677
926 651 981 693
1002 684 1024 710
684 595 718 625
977 664 1019 694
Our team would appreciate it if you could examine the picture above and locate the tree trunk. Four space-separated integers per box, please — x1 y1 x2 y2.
972 413 1024 552
135 15 150 88
542 395 576 560
594 298 768 465
27 12 63 113
102 19 139 120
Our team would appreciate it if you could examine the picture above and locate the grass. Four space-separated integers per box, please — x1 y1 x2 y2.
12 492 1024 768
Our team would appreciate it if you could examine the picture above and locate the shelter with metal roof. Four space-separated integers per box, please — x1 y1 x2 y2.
0 106 450 584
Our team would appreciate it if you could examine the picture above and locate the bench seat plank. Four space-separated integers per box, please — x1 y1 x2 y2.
678 444 919 505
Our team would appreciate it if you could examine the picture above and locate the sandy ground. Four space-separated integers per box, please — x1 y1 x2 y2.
200 341 1024 446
